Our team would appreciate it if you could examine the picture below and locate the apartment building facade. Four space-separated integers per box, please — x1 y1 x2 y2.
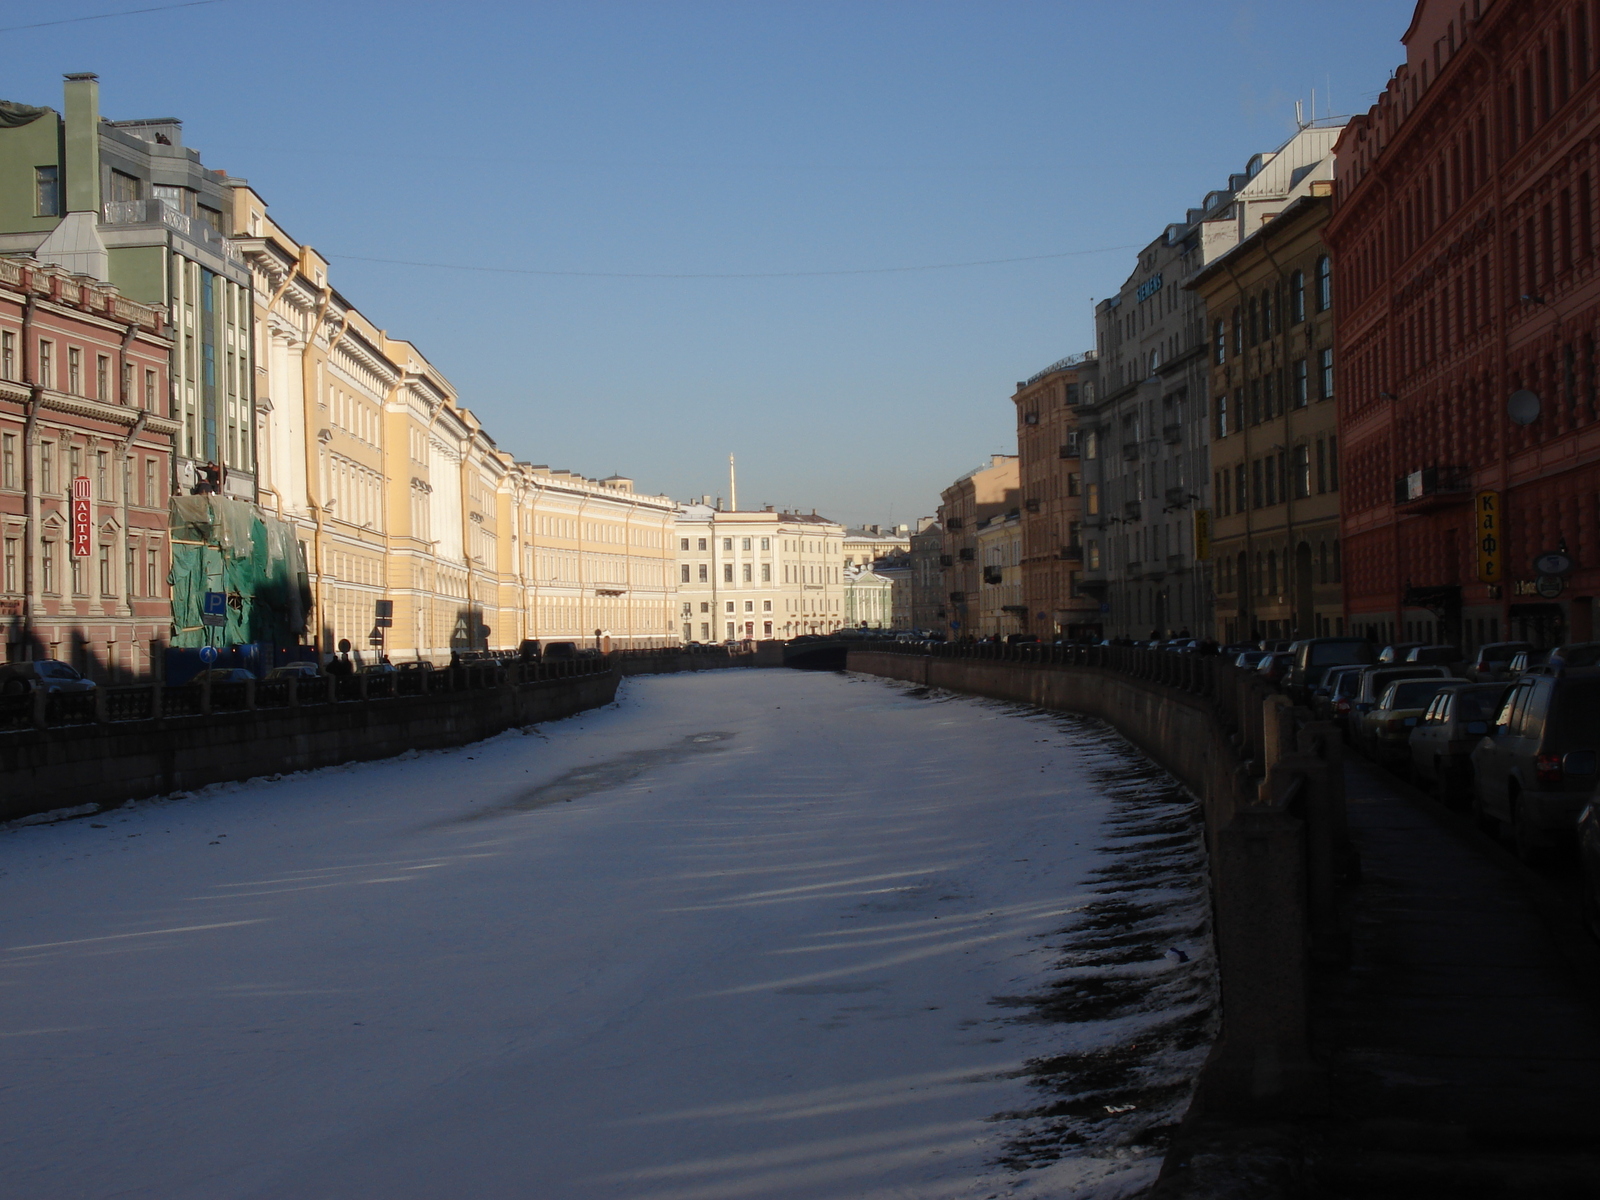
0 255 174 675
674 504 845 641
1328 0 1600 651
1191 191 1345 643
1011 353 1102 638
937 455 1018 638
1082 124 1342 639
0 74 255 500
908 519 944 631
974 509 1024 637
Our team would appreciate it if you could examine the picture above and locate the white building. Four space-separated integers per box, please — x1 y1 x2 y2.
843 565 895 629
675 504 846 641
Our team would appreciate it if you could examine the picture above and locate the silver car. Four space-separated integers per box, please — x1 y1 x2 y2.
1409 683 1509 806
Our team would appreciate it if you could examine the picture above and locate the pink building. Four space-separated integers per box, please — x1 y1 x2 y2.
0 255 175 678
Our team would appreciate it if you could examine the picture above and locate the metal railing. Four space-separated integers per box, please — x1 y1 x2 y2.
0 656 613 734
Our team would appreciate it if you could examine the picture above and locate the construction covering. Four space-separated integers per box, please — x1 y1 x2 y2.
168 495 310 650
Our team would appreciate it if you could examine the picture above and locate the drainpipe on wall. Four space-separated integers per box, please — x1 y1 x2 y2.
301 281 333 658
19 291 42 657
116 409 149 624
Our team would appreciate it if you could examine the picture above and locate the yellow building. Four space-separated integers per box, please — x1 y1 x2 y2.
232 185 677 662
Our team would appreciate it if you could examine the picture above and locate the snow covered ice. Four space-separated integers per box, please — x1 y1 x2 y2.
0 669 1214 1199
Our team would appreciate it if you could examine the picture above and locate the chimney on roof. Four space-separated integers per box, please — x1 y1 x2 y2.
36 73 109 280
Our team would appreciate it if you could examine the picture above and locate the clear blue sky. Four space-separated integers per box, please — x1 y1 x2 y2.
10 0 1414 527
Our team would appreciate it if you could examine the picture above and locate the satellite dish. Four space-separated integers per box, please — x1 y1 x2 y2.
1508 389 1542 425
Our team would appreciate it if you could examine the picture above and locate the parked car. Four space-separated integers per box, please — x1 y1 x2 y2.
0 659 97 696
1344 664 1454 741
1311 664 1367 722
1506 648 1552 678
266 662 322 680
1465 641 1535 682
1359 677 1457 767
1323 666 1369 730
1410 683 1510 806
1402 645 1465 672
1546 642 1600 669
193 668 256 684
1257 651 1294 685
1234 649 1270 670
359 661 397 675
1471 671 1600 859
1258 639 1293 653
393 660 435 673
542 641 579 661
1377 642 1428 665
1285 636 1376 700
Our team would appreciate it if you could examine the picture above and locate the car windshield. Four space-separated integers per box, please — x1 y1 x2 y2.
1452 688 1505 721
1547 681 1600 746
1479 646 1526 664
1310 642 1371 666
1388 680 1449 709
1555 645 1600 667
1332 672 1362 699
36 662 80 679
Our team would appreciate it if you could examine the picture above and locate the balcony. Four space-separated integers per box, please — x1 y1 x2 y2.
1024 498 1041 513
958 548 975 561
1394 465 1471 511
983 566 1004 584
948 591 967 605
1163 423 1182 445
102 199 242 262
1124 500 1142 521
1058 544 1084 561
938 554 954 567
1058 443 1078 459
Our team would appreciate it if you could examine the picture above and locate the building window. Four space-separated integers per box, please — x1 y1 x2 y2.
40 441 54 493
1213 319 1226 364
724 601 735 614
1292 359 1308 407
740 537 751 551
71 553 83 596
1252 459 1264 509
742 563 752 582
763 621 773 637
1292 445 1311 498
0 331 13 380
1085 483 1099 515
1087 540 1100 569
1067 472 1081 496
41 541 55 594
761 563 771 582
680 563 690 583
679 537 689 551
700 622 710 640
99 544 113 595
67 347 82 395
38 340 54 391
1315 256 1332 311
147 547 159 597
1 433 14 490
1319 348 1334 399
762 599 772 612
1316 439 1327 493
1216 392 1229 438
697 537 707 550
2 537 15 592
726 622 735 638
697 564 708 582
1082 431 1097 459
144 368 157 410
97 354 110 401
1289 269 1306 323
96 450 109 500
35 166 59 217
743 600 754 612
723 563 733 582
1231 307 1243 355
722 538 732 551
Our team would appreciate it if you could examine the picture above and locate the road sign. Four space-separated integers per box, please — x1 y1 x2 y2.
71 476 92 557
373 617 392 628
201 591 226 627
374 599 393 619
198 645 217 665
337 638 352 654
1534 551 1573 576
1537 574 1566 599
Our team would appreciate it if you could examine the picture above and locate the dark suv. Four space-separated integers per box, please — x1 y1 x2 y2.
1285 637 1375 701
1470 671 1600 859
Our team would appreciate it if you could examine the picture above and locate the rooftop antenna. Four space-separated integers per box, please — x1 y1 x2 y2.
1297 98 1307 130
729 454 737 512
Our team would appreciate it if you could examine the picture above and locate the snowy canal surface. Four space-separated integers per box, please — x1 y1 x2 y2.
1 670 1215 1200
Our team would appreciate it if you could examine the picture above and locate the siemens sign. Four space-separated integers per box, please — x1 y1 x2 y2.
1136 274 1163 302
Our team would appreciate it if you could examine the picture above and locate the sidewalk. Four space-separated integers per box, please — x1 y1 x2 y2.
1157 759 1600 1198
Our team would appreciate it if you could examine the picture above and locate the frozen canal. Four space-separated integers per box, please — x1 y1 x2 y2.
0 670 1213 1200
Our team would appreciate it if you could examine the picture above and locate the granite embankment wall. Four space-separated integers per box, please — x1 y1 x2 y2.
1 670 619 822
847 646 1348 1129
612 642 783 676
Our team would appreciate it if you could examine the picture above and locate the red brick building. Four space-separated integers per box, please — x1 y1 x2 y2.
0 256 175 677
1329 0 1600 650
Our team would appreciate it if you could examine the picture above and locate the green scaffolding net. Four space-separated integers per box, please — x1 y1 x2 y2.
168 496 310 650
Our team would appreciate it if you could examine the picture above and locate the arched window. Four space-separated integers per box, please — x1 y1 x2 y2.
1315 255 1333 311
1290 269 1306 323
